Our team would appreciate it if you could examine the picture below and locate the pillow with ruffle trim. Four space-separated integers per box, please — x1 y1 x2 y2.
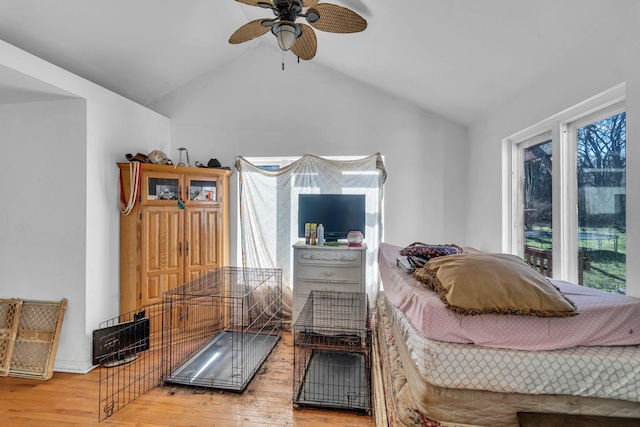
413 252 578 318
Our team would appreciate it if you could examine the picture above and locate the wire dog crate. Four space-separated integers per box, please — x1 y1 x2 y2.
293 290 371 414
97 267 281 421
97 303 165 421
163 267 282 392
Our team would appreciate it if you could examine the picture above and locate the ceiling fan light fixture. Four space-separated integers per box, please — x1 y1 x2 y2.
306 11 320 23
272 22 300 51
230 1 366 61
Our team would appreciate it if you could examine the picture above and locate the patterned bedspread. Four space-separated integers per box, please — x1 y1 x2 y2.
379 242 640 351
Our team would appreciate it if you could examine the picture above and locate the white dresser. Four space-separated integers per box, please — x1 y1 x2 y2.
292 241 367 323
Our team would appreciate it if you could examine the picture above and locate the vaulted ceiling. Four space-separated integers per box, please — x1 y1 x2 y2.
0 0 634 126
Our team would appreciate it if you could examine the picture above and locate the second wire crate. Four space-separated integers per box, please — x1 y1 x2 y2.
293 290 371 414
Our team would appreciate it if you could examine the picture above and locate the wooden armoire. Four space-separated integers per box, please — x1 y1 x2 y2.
118 162 232 314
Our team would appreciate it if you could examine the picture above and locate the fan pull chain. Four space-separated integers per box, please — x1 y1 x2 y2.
282 51 285 70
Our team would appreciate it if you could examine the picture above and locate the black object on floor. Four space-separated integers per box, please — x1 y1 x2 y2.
517 412 640 427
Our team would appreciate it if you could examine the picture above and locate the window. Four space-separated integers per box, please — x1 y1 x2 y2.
573 110 626 291
235 154 386 313
505 85 626 293
521 134 554 275
238 155 383 262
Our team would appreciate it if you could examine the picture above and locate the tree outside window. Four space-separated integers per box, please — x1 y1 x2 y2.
576 112 626 292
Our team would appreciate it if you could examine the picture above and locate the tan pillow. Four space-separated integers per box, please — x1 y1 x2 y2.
413 253 577 317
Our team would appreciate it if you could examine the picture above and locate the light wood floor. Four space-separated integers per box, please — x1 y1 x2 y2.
0 332 377 427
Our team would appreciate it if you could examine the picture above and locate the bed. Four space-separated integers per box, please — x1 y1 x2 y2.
375 242 640 427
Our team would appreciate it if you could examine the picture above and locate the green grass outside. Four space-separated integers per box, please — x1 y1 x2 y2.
525 227 626 293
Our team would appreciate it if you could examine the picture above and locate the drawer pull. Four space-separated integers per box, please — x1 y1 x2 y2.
321 271 336 278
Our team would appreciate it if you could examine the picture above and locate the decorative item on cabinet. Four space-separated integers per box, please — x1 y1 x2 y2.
147 150 171 165
176 147 191 167
118 162 232 314
347 230 364 247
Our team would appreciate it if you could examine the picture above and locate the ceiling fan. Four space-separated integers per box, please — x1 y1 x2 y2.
229 0 367 61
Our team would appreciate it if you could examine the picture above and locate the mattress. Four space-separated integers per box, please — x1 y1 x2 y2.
379 242 640 351
375 293 443 427
387 291 640 402
376 293 640 427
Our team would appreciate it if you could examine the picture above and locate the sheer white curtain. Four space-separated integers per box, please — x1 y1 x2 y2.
235 153 387 325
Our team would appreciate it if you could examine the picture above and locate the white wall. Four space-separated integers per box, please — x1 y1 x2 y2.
151 47 469 261
0 39 171 372
0 99 86 369
466 5 640 297
82 78 171 372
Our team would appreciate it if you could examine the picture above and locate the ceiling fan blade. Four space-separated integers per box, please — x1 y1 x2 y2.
235 0 274 8
301 0 320 7
229 19 271 44
291 24 317 60
307 3 367 33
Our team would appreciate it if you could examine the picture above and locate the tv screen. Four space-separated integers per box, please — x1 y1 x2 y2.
297 194 366 241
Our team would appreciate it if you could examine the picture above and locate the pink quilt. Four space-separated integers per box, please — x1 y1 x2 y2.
380 243 640 350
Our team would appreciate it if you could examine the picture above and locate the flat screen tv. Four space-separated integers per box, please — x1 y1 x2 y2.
297 194 366 242
92 314 150 366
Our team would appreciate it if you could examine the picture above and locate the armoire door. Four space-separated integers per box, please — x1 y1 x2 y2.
140 206 184 307
184 207 221 282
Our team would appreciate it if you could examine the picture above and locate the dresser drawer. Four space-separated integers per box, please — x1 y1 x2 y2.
297 264 362 283
295 279 362 297
295 284 363 322
295 249 362 267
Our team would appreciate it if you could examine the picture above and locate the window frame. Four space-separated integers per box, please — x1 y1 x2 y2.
237 154 385 264
510 131 553 259
504 84 625 284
